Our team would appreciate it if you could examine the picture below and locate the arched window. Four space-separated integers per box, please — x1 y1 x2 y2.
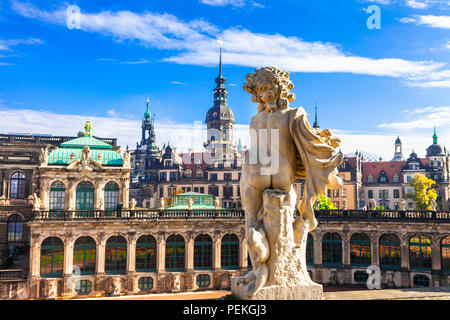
105 236 127 274
76 182 94 216
221 234 239 270
10 172 26 199
136 235 157 272
73 237 96 275
322 233 342 266
50 181 65 213
104 181 119 211
409 235 432 270
350 233 371 266
413 274 430 288
306 233 314 266
40 237 64 277
194 235 212 270
368 175 373 183
379 234 401 269
441 236 450 272
165 235 185 272
7 214 23 242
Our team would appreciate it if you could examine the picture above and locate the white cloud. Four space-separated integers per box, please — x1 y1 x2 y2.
0 107 447 161
170 81 187 85
119 58 151 65
405 0 430 8
199 0 245 7
400 14 450 29
0 37 42 51
9 1 450 87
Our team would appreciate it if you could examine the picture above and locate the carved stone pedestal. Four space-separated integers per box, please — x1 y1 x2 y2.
231 189 323 300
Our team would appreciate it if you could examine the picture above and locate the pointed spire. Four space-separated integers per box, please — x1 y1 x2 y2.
433 126 438 144
144 97 151 121
219 38 223 78
313 102 320 128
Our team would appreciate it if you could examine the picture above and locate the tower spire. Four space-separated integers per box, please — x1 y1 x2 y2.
433 126 438 144
219 38 223 78
313 102 320 129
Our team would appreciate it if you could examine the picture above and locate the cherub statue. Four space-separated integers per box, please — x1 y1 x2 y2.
342 198 348 210
400 198 407 211
81 145 91 162
214 197 220 210
371 198 377 210
130 198 137 210
123 151 131 168
112 278 121 296
188 198 194 210
430 198 437 211
40 147 48 166
159 197 165 209
47 281 57 300
33 193 41 211
241 67 343 238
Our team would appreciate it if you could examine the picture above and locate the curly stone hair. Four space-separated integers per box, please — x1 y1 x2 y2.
243 67 296 112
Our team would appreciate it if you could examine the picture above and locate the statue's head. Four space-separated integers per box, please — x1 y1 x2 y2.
243 67 295 113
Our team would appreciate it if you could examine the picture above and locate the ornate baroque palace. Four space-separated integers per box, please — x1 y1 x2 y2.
0 56 449 299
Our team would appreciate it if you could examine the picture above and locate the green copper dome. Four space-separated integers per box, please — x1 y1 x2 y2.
48 120 123 166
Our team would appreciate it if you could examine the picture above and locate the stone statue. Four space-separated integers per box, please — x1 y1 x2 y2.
159 197 165 209
40 147 48 166
123 151 131 168
371 198 377 210
130 198 137 210
33 193 41 211
342 198 348 210
232 67 343 300
188 198 193 210
214 197 220 210
400 198 407 211
46 281 57 300
111 278 121 296
430 198 437 211
81 145 91 162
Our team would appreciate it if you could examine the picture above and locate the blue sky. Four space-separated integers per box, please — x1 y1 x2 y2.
0 0 449 159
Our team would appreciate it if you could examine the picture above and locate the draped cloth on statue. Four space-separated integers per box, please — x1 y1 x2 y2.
289 107 344 232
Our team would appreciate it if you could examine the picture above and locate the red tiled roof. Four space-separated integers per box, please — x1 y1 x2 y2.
362 160 405 183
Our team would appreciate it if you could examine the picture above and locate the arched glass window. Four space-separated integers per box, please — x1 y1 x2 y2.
194 235 212 270
306 233 314 266
165 235 185 272
104 181 119 211
322 233 342 266
7 214 23 242
136 235 157 272
221 234 239 270
105 236 127 274
10 172 26 199
76 182 94 216
350 233 371 266
40 237 64 277
379 234 401 269
409 235 432 270
50 181 65 213
73 237 96 275
441 236 450 272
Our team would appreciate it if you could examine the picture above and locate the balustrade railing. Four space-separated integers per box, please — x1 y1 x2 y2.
30 209 450 222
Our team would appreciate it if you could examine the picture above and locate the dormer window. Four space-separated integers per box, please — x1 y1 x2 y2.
380 176 386 183
393 174 398 182
165 160 172 167
368 175 373 183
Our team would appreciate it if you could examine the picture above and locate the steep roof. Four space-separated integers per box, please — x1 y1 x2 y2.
362 160 405 183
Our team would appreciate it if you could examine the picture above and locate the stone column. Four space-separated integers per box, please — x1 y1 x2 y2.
400 235 410 270
313 231 322 266
212 232 222 272
240 235 248 270
371 233 380 266
63 235 75 276
121 176 130 209
342 231 351 266
126 232 137 274
185 232 194 273
29 234 42 279
95 180 105 211
2 173 6 197
68 179 77 211
96 234 106 275
156 232 166 273
39 179 50 211
431 234 441 272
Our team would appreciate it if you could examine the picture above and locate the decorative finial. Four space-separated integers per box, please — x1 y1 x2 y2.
433 126 438 144
84 118 92 137
313 102 320 129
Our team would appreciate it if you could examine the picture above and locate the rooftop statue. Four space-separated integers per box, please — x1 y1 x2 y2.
232 67 343 300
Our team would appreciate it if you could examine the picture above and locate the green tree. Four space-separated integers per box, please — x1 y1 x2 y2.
405 173 437 210
316 194 336 210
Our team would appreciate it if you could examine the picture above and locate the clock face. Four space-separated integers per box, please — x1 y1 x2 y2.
213 112 218 117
